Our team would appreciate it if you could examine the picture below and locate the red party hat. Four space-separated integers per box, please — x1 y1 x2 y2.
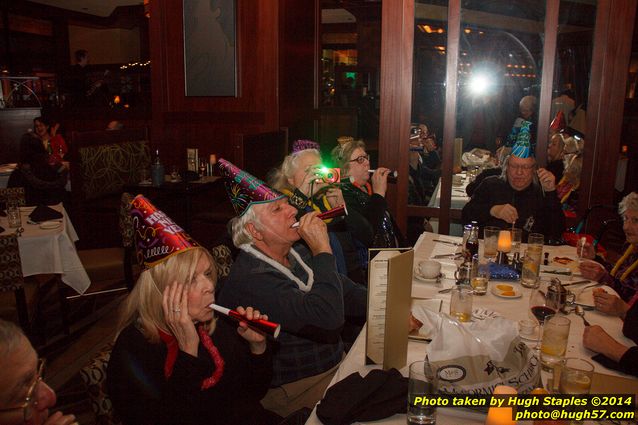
130 195 200 269
549 110 566 133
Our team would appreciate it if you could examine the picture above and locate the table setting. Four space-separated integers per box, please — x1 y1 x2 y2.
305 231 638 425
0 203 90 294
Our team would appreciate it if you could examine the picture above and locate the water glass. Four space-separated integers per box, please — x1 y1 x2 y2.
408 360 438 425
558 358 594 394
450 285 473 322
540 315 571 370
7 203 21 228
511 228 522 256
521 233 544 288
483 226 500 260
470 262 490 296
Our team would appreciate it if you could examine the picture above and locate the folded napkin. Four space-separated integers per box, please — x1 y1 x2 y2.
28 205 63 223
316 368 407 425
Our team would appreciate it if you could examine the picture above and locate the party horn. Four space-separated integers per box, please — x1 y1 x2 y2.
291 204 348 228
210 304 281 338
369 169 398 181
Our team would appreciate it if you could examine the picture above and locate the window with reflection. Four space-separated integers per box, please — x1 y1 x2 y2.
550 1 596 219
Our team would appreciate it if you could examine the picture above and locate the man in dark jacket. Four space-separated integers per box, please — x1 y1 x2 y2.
461 135 565 242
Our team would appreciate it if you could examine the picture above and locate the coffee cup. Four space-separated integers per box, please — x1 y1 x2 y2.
418 260 441 279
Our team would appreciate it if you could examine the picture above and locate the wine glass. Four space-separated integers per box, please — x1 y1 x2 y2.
528 280 561 351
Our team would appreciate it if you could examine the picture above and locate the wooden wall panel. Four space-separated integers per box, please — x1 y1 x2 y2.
149 0 282 167
149 0 316 167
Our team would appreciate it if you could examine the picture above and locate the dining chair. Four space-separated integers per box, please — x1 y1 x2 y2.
0 186 26 206
0 233 42 340
58 193 139 335
79 342 122 425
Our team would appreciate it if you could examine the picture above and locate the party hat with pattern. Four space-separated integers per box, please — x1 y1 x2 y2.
218 158 285 216
130 195 200 269
511 120 533 158
292 139 320 153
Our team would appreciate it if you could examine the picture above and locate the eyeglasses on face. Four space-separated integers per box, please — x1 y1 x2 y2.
0 359 45 422
349 154 370 165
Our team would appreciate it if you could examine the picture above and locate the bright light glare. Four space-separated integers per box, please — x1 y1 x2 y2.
469 73 492 96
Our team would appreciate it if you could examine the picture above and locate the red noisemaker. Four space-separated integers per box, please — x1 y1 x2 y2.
210 304 281 338
290 204 348 228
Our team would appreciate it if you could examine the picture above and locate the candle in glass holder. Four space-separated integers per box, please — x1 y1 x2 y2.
497 230 512 253
485 385 517 425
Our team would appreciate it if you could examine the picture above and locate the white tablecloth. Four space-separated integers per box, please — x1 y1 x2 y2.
0 163 16 188
0 204 90 294
427 174 470 236
306 232 635 425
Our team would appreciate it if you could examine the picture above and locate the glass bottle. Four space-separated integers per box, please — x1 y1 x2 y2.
151 149 165 187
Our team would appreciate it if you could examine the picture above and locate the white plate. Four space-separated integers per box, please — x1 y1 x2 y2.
139 180 152 186
575 285 619 308
491 284 522 299
414 268 444 283
39 221 61 230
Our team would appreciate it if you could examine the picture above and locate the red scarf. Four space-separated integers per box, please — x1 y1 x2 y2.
353 181 372 195
158 324 225 390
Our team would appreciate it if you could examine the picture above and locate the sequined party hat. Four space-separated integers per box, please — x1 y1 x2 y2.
292 139 320 153
511 120 533 158
130 195 200 269
218 158 285 216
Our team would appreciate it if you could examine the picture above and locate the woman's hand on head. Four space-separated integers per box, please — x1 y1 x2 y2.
235 306 267 354
371 167 389 197
162 281 199 357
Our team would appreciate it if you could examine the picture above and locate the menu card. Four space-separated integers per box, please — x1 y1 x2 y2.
365 249 414 370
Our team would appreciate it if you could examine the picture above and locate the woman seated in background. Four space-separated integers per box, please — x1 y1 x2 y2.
269 141 367 284
30 116 67 165
8 119 68 205
107 196 278 425
331 139 405 249
579 192 638 319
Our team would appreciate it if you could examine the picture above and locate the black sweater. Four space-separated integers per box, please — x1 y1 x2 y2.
107 318 275 425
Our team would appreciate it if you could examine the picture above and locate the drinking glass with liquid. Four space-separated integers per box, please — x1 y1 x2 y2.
521 233 544 288
450 285 473 322
407 360 438 425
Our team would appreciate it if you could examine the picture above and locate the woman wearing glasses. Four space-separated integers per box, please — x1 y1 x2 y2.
579 192 638 318
0 319 77 425
331 140 404 249
269 145 367 284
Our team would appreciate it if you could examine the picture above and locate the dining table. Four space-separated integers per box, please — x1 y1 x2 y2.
305 231 637 425
0 203 90 294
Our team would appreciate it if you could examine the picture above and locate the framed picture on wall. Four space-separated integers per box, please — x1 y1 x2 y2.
183 0 237 97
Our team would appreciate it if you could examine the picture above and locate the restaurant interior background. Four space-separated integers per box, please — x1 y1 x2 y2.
0 0 637 249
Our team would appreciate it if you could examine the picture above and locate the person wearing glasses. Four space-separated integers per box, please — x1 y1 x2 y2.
331 139 405 249
0 319 77 425
462 132 565 242
578 192 638 318
269 143 367 285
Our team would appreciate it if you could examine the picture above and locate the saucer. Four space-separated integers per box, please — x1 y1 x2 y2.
491 284 522 298
414 268 444 283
